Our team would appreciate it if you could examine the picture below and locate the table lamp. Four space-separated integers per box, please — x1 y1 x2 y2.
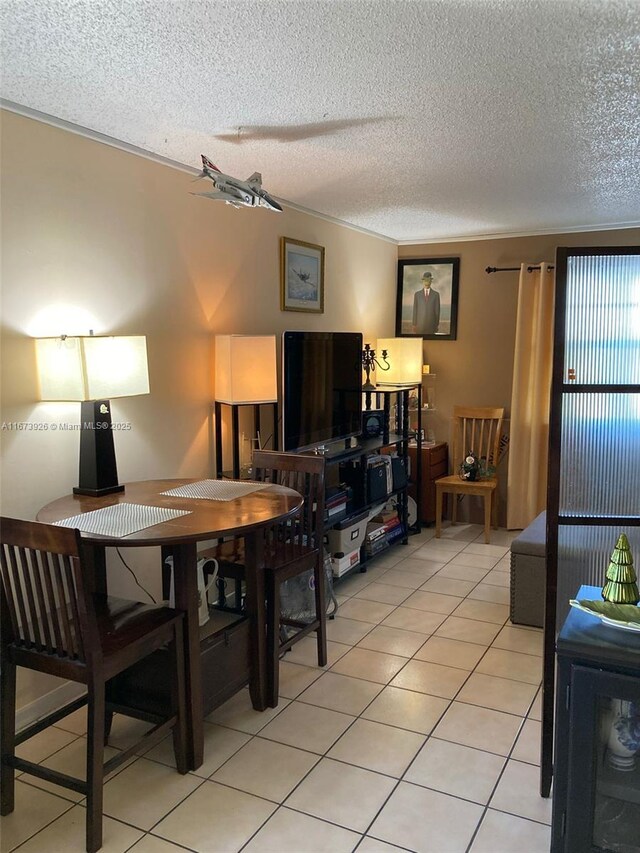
35 335 150 495
375 338 423 385
214 335 277 477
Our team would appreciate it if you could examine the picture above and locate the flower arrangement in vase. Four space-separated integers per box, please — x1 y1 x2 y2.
458 451 491 482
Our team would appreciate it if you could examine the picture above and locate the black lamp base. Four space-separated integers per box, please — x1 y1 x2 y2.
73 484 125 497
75 400 124 496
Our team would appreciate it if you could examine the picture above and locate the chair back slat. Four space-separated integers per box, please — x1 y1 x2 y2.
0 518 93 663
452 406 505 475
27 548 53 652
252 451 325 550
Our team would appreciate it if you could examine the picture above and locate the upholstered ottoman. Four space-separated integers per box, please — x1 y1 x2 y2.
510 511 546 628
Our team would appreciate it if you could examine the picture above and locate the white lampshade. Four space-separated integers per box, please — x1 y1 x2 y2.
215 335 278 404
35 336 150 401
376 337 423 385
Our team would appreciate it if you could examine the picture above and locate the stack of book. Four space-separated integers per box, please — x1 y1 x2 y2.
364 514 404 557
325 488 348 522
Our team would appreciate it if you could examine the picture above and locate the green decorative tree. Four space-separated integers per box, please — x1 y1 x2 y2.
602 533 639 605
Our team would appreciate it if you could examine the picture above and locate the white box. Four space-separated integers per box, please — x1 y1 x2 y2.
330 548 361 577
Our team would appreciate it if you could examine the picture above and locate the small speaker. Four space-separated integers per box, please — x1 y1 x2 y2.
362 410 385 438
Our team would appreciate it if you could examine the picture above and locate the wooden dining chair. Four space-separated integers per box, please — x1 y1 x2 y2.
200 450 327 706
0 518 187 853
435 406 505 544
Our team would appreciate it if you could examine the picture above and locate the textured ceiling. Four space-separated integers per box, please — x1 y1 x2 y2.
1 0 639 242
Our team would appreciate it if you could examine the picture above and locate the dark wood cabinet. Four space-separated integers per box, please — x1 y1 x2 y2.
408 441 448 524
552 585 640 852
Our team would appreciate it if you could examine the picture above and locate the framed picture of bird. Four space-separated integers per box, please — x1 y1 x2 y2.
396 258 460 340
280 237 325 313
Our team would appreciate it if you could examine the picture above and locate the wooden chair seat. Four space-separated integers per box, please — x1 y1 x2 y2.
1 518 188 853
435 406 504 544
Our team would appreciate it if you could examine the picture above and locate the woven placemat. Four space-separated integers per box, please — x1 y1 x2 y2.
161 479 270 501
53 503 191 537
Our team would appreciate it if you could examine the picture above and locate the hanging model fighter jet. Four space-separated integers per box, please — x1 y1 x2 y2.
191 155 282 211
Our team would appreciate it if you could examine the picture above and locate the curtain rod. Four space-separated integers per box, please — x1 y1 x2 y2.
485 265 555 274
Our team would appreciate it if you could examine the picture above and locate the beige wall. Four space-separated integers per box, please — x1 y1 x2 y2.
0 110 397 709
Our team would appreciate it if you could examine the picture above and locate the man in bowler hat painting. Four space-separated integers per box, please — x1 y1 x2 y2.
412 271 440 334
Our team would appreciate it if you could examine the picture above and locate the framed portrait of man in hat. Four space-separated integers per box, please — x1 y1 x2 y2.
395 258 460 340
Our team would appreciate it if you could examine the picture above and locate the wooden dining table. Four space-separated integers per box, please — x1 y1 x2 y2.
37 478 303 771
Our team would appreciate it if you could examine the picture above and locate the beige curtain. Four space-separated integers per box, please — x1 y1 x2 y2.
507 262 555 529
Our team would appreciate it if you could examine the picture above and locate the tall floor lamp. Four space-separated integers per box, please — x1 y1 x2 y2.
35 335 150 495
214 335 278 479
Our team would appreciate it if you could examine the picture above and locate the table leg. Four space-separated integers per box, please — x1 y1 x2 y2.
243 531 267 711
167 543 203 771
84 546 107 595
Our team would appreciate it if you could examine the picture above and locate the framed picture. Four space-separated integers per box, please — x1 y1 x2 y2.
396 258 460 340
280 237 325 313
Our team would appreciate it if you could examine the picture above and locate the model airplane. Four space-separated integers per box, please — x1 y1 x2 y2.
293 269 312 282
191 155 282 211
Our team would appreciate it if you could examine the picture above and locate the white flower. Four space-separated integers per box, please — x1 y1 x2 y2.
465 455 475 465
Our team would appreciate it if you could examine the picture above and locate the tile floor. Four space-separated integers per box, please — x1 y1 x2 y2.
1 523 552 853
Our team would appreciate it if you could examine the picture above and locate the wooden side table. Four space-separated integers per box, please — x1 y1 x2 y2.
408 442 448 524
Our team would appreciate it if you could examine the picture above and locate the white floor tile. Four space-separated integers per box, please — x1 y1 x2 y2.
205 688 290 734
452 598 510 625
285 758 396 833
433 702 522 756
278 661 325 698
476 648 542 685
211 737 319 802
375 569 425 589
381 607 446 634
361 686 450 735
102 757 202 831
490 759 553 824
419 575 477 597
145 722 250 778
129 834 189 853
258 700 354 754
405 738 505 804
482 569 511 587
467 583 511 605
327 718 425 777
401 590 463 615
14 804 144 853
512 718 542 765
369 781 483 852
242 807 361 852
356 624 427 657
284 636 350 668
414 636 487 670
297 671 383 716
492 625 543 656
354 582 412 606
153 780 276 851
456 672 538 716
435 615 501 645
336 598 397 624
0 781 74 851
16 727 78 765
390 659 469 699
330 647 408 684
326 616 376 645
470 809 551 853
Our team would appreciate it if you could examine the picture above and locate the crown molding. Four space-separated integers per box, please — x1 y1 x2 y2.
1 99 397 245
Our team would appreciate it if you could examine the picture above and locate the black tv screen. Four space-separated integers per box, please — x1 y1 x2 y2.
282 331 363 451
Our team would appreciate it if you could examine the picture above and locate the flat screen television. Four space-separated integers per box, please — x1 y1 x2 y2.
282 331 363 452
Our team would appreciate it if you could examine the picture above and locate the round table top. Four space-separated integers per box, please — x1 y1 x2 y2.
36 478 304 547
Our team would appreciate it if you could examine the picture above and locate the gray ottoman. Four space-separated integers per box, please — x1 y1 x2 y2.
510 511 546 628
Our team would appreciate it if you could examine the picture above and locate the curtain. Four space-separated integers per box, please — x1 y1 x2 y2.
507 262 555 529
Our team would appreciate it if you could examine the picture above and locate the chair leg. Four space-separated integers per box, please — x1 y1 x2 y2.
451 492 458 525
0 657 16 815
171 624 188 775
314 557 327 668
435 486 443 539
491 489 499 529
103 709 114 747
86 678 105 853
483 494 492 545
266 572 280 708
